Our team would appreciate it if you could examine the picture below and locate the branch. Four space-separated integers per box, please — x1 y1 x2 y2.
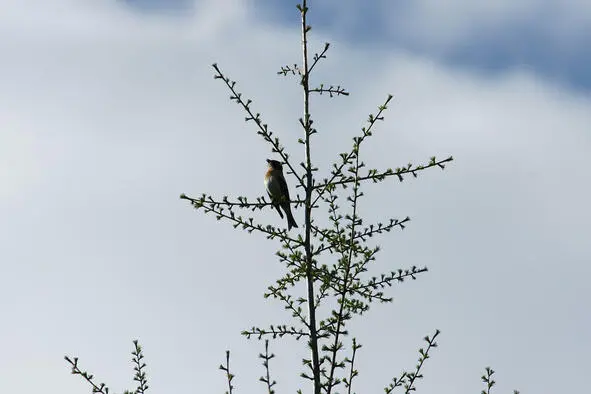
180 193 303 244
404 330 440 394
314 187 345 307
64 356 110 394
297 1 322 393
480 367 520 394
264 284 310 328
383 330 440 394
277 42 330 77
181 194 305 211
384 330 440 394
481 367 496 394
131 340 149 394
310 84 349 97
243 324 309 340
266 263 307 293
278 63 302 76
212 63 305 189
343 338 361 394
311 94 394 206
324 265 428 305
325 117 365 394
259 340 277 394
219 350 235 394
355 266 428 294
385 372 408 394
308 42 330 74
314 217 411 255
314 156 454 192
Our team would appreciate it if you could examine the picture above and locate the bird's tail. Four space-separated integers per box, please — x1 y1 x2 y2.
285 207 298 230
274 204 284 219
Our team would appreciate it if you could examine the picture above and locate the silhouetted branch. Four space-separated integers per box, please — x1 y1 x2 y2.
180 193 303 244
278 63 302 76
131 340 149 394
244 325 309 340
181 194 305 211
259 340 278 394
265 284 310 328
343 338 361 394
403 330 440 393
212 63 305 189
481 367 496 394
314 156 454 194
310 84 349 97
311 94 394 205
480 367 520 394
64 355 111 394
385 330 440 394
314 217 411 255
308 42 330 74
219 350 235 394
325 122 365 394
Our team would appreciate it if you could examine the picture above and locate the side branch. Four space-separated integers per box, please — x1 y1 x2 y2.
314 217 411 255
310 84 349 97
308 42 330 74
243 324 310 340
403 330 440 394
64 356 110 394
265 285 310 328
277 42 330 77
219 351 235 394
131 340 149 394
349 266 428 302
259 340 278 394
180 194 305 211
212 63 305 188
314 156 454 191
180 193 302 244
343 338 361 394
312 95 394 206
384 330 440 394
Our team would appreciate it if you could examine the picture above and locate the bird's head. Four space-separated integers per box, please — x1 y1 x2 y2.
266 159 283 171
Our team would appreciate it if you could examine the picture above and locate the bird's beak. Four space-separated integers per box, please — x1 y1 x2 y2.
266 159 272 164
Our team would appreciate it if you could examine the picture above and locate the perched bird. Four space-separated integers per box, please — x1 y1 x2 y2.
264 159 298 230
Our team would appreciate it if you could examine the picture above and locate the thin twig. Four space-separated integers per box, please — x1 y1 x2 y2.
219 350 235 394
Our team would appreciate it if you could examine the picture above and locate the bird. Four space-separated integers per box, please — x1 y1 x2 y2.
264 159 298 230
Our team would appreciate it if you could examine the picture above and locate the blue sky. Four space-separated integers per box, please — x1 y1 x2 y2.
123 0 591 92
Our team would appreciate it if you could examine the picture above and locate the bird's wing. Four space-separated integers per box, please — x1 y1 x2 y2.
278 174 291 201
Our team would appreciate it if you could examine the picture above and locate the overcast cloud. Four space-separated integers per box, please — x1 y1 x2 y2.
1 1 590 393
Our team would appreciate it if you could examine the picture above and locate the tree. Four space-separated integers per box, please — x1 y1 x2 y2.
65 2 518 394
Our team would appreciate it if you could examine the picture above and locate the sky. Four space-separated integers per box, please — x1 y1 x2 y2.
1 0 590 393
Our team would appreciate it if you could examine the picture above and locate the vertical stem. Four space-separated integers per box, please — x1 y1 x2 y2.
326 141 361 394
300 1 321 393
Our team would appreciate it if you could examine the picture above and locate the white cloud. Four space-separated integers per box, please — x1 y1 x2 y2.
0 1 589 394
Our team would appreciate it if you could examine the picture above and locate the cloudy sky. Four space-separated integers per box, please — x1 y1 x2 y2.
1 0 590 393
